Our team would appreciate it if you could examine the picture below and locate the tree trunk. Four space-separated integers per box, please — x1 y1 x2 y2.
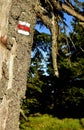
51 14 59 77
0 0 37 130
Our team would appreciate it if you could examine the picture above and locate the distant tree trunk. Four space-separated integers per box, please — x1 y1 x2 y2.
51 14 59 77
0 0 37 130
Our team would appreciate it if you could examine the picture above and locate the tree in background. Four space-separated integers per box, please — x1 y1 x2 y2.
21 20 84 119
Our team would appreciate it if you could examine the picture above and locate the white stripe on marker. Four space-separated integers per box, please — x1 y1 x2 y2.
18 29 29 35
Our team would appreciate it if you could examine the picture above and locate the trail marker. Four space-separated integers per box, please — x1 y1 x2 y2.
18 21 30 35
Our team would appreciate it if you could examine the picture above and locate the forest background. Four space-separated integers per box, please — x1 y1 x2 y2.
20 0 84 130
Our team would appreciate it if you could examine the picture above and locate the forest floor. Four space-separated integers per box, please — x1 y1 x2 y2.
20 114 84 130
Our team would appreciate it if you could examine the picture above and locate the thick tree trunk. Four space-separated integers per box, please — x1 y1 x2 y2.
0 0 37 130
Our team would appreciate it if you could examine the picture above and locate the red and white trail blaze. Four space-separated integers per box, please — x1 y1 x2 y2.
18 21 30 35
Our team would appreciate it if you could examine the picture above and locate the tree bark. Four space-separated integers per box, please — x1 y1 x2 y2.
0 0 37 130
51 14 59 77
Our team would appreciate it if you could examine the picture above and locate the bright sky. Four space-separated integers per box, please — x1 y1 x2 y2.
35 24 50 34
64 13 73 34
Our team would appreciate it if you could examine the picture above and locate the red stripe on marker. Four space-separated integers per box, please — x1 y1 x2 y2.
18 24 30 32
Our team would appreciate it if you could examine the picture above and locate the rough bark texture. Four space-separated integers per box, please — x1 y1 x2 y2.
0 0 37 130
